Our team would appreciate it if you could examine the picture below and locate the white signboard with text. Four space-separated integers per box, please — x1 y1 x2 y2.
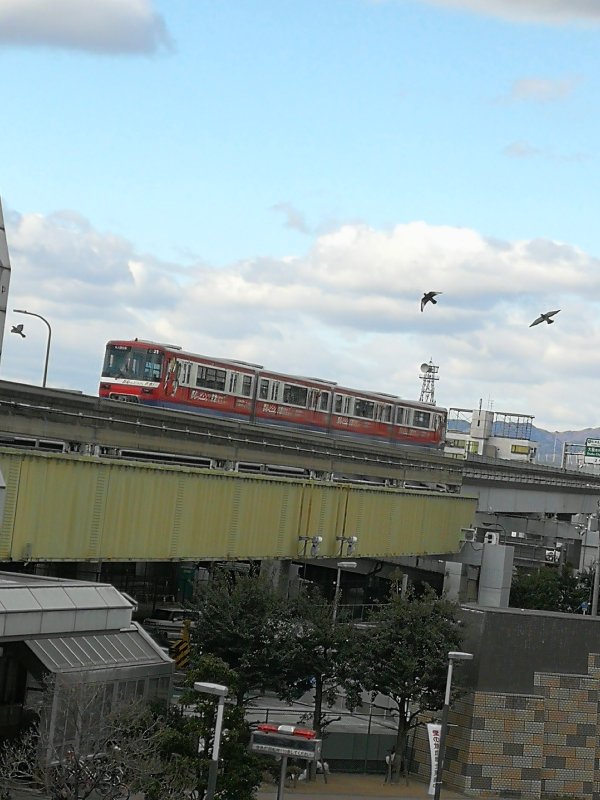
427 722 442 795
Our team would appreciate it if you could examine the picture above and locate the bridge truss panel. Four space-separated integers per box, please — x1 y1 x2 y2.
0 450 477 562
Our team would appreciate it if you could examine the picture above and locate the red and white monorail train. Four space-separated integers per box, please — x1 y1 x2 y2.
99 339 447 448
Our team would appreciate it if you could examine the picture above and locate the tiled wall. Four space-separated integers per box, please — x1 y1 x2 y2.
409 654 600 798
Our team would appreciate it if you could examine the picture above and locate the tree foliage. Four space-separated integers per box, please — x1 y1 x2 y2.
510 566 592 613
275 587 362 736
356 587 464 783
190 570 294 705
150 653 267 800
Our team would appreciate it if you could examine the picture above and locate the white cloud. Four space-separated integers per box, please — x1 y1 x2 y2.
3 207 600 431
271 203 310 234
503 140 541 159
0 0 171 54
417 0 600 25
504 76 581 103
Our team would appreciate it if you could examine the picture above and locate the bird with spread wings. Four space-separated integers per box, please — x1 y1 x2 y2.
421 291 442 312
529 310 560 328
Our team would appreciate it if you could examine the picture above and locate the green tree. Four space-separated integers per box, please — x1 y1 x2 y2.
190 570 293 705
189 572 365 783
355 587 464 784
510 566 592 612
138 655 266 800
274 587 362 777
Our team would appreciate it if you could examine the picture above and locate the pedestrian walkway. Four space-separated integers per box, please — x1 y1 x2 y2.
257 772 470 799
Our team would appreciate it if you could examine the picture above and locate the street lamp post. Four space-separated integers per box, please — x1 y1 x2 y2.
13 308 52 387
194 681 228 800
433 651 473 800
332 561 357 622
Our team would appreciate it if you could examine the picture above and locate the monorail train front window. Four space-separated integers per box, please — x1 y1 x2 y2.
102 345 163 382
413 410 431 428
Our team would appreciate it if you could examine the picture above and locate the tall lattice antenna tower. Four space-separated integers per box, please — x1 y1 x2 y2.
419 361 439 405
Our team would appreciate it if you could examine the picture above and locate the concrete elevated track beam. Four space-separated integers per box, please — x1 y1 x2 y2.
0 380 463 489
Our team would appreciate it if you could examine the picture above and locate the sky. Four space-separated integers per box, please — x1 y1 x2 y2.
1 0 600 432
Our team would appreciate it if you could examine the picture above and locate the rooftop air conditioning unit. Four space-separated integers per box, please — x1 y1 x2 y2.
461 529 476 542
484 531 498 545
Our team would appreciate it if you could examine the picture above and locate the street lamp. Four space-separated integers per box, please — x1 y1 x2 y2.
332 561 357 622
336 534 358 557
13 309 52 387
433 651 473 800
194 681 228 800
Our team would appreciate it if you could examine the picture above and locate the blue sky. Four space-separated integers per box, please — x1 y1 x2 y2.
1 0 600 431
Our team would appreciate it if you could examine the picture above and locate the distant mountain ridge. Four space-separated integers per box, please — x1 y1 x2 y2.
532 426 600 460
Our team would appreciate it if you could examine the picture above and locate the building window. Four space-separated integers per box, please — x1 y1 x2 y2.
446 439 466 449
511 444 531 455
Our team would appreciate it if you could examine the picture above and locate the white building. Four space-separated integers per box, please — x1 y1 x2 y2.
444 407 537 462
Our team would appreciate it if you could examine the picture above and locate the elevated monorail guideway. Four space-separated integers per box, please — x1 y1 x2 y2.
0 380 463 489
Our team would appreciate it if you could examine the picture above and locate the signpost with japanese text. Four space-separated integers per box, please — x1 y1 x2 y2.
585 438 600 465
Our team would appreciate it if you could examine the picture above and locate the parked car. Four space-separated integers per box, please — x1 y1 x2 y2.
142 605 198 641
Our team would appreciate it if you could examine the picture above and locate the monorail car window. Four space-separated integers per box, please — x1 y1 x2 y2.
259 379 269 400
334 394 342 413
241 375 253 396
283 384 308 407
180 362 192 385
320 391 330 411
396 407 407 425
270 381 280 401
228 372 238 393
354 399 375 419
196 366 226 392
379 404 392 422
413 410 431 428
343 396 351 415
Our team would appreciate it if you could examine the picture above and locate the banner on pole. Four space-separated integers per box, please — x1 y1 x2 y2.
427 722 442 795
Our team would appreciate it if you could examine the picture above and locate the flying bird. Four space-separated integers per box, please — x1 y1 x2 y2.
421 291 442 312
11 323 25 338
529 310 560 328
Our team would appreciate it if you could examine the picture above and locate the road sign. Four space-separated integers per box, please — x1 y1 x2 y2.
250 727 322 761
585 438 600 462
